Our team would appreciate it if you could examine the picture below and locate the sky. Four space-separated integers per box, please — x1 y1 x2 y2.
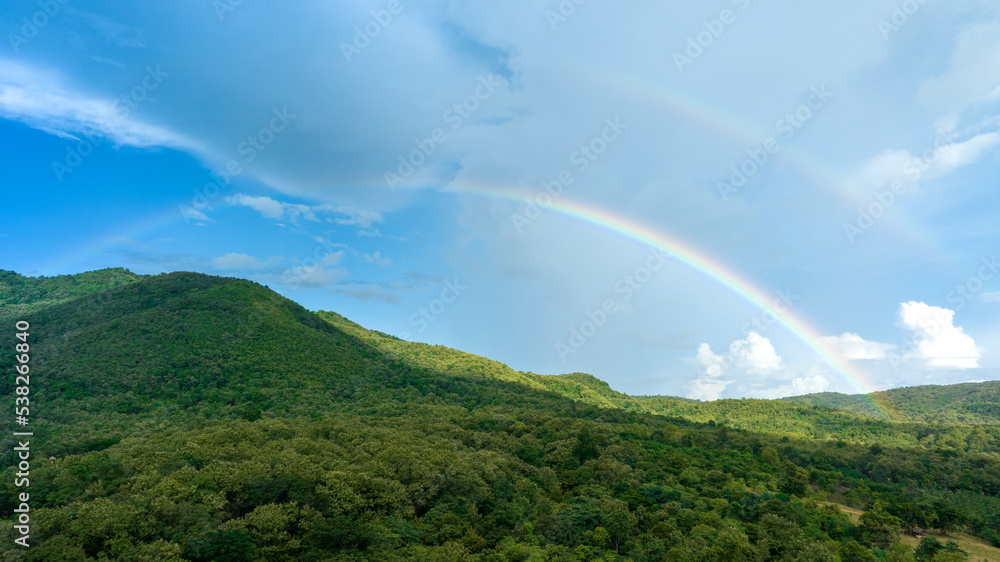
1 0 999 400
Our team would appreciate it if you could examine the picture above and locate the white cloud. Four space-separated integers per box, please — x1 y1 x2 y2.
857 132 1000 189
363 251 392 268
980 292 1000 302
791 373 830 395
179 206 213 224
696 343 725 377
897 301 979 369
226 194 383 233
687 333 782 400
820 332 896 360
686 343 732 401
0 59 194 150
930 133 1000 172
227 194 286 219
728 332 781 372
226 194 322 222
687 377 732 402
333 207 384 230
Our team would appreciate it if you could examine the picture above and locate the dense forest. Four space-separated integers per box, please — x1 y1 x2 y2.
1 269 998 561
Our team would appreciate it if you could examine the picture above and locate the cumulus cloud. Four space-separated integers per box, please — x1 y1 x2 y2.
819 332 896 360
729 332 782 372
687 343 731 401
696 343 726 377
687 333 783 401
791 373 830 395
687 377 732 402
896 301 979 369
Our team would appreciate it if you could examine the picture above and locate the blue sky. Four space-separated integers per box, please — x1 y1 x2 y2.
2 0 999 399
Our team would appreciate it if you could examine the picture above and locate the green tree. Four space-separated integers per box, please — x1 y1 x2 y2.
779 461 809 496
931 500 961 536
840 540 877 562
572 425 600 462
711 525 755 561
860 501 902 549
761 446 780 466
916 537 969 562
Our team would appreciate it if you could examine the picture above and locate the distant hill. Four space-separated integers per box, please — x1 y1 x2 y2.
1 269 998 560
784 382 1000 425
319 308 1000 444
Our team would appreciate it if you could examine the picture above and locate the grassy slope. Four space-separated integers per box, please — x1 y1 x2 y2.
821 502 1000 562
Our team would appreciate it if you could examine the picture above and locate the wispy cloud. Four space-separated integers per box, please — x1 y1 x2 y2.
0 58 194 150
918 22 1000 115
179 207 213 225
226 193 383 234
333 207 383 230
857 131 1000 189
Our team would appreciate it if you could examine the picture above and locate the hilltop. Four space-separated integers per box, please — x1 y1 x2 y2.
0 268 145 322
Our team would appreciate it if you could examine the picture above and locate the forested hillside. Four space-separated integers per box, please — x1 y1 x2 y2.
785 383 1000 425
1 269 998 561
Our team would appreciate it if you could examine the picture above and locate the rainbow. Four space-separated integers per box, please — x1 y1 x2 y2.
41 179 899 418
37 171 900 419
435 180 899 419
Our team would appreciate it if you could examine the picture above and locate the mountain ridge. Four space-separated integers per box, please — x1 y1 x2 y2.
6 267 1000 430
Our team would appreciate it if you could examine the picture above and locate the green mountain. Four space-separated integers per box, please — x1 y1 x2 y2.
1 269 999 561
